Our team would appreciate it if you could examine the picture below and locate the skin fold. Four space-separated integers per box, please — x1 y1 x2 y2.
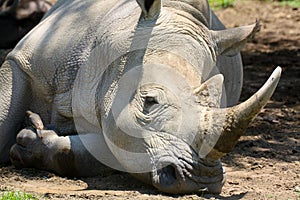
0 0 281 194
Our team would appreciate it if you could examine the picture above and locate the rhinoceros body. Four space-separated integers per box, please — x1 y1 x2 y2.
0 0 280 194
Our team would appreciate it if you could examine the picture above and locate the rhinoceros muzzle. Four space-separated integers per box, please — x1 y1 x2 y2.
151 155 225 194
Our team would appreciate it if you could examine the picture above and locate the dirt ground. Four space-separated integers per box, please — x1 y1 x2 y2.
0 1 299 199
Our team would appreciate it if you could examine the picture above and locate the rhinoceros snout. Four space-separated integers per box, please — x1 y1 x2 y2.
151 160 225 194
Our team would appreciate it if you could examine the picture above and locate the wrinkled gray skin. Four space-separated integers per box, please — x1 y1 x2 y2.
0 0 281 194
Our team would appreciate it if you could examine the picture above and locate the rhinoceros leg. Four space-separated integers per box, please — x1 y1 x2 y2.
10 113 117 176
0 60 30 163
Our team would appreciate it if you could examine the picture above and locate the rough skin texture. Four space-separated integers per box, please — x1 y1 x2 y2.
0 0 279 194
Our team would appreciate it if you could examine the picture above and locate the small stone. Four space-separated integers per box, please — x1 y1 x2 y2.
228 181 239 185
294 186 300 192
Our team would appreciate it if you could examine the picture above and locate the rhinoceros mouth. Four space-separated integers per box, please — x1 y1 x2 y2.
151 154 225 194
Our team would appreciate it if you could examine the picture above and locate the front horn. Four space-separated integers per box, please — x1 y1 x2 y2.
206 67 282 160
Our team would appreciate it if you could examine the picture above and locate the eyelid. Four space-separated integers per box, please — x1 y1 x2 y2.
141 90 158 97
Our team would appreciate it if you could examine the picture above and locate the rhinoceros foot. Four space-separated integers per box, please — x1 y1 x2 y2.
9 111 67 172
10 111 116 177
10 126 59 170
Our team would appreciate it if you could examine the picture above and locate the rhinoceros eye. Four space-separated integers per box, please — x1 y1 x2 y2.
144 96 159 108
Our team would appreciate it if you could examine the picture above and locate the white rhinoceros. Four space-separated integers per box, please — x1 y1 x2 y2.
0 0 281 194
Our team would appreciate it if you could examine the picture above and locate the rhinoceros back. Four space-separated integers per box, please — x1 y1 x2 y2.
7 0 242 108
7 0 127 94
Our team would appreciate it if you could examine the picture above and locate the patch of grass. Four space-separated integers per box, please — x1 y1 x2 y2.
266 194 274 198
209 0 300 9
0 191 38 200
278 0 300 7
208 0 236 8
258 0 300 7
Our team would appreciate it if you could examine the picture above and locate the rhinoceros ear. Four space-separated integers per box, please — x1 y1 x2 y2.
136 0 161 20
194 74 224 108
211 21 261 56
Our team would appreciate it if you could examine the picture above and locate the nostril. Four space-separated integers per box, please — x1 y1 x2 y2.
163 165 176 179
158 165 177 186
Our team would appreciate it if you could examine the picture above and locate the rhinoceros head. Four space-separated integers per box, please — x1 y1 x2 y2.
93 0 281 194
